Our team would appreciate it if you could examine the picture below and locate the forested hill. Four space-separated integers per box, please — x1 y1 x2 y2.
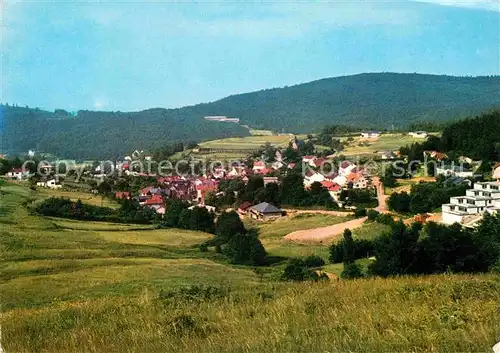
199 73 499 132
0 107 250 159
2 73 499 159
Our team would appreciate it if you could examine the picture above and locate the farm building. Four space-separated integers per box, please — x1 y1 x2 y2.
248 202 283 221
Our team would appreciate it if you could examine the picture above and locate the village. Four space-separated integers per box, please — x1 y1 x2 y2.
4 129 500 230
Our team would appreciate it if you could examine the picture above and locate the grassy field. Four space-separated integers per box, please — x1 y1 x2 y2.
249 213 351 261
340 133 438 157
37 188 120 209
177 135 295 160
1 183 499 352
199 135 291 150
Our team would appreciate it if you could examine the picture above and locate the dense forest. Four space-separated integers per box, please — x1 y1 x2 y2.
395 110 500 163
2 73 499 159
0 106 249 159
206 73 499 132
440 110 500 161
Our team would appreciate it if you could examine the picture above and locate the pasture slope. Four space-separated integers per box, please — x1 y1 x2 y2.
0 183 499 352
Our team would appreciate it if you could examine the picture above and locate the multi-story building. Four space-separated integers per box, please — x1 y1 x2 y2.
442 181 500 225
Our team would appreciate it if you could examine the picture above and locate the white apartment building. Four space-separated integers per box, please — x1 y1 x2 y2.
442 181 500 225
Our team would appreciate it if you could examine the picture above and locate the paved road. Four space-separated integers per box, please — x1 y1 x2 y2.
284 216 367 244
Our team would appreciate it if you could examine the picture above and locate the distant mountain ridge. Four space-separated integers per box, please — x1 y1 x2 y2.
199 72 499 132
1 73 499 159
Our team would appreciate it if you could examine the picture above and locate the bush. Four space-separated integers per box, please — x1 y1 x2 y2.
354 208 367 218
159 285 231 302
377 213 395 225
329 241 345 263
303 255 325 268
341 263 364 279
224 231 266 266
367 209 380 221
329 238 375 264
491 259 500 274
281 257 326 281
199 243 208 252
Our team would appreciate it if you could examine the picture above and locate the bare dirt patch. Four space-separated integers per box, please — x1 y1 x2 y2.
284 217 367 244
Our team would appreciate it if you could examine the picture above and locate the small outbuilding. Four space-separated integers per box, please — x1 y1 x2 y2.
248 202 283 221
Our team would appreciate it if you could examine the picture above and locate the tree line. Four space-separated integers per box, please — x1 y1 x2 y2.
329 213 500 278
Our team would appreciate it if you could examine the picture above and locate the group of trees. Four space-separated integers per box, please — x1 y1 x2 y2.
34 197 157 224
440 110 500 162
313 125 356 151
328 213 500 278
0 157 23 175
279 173 336 208
396 110 500 174
281 255 328 281
160 199 215 233
339 188 377 207
152 141 198 160
387 180 468 214
208 173 337 209
200 211 267 266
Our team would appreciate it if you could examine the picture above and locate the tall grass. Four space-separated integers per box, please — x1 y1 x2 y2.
1 183 499 352
3 275 499 352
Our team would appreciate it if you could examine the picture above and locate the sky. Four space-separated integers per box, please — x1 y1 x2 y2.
1 0 499 111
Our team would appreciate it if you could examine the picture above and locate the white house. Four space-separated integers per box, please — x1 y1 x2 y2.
36 179 62 189
348 173 369 189
5 168 29 180
377 151 397 160
409 131 428 138
442 181 500 225
436 165 474 178
333 174 348 187
303 170 325 186
361 131 381 139
188 204 216 213
339 161 356 176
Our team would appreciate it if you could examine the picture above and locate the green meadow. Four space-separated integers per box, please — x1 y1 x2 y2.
1 182 499 352
339 133 440 157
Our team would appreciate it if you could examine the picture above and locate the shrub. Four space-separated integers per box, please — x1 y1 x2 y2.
329 238 375 264
199 243 208 252
329 240 345 263
367 209 380 221
377 213 395 225
303 255 325 268
281 257 326 281
224 231 266 266
341 263 364 279
159 285 231 302
354 208 367 218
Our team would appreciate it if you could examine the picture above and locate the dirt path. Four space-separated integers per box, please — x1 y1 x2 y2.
372 176 388 213
284 217 367 244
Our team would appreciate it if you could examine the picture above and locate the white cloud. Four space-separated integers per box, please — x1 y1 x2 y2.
413 0 500 12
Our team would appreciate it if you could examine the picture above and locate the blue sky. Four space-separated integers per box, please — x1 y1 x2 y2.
1 0 499 111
